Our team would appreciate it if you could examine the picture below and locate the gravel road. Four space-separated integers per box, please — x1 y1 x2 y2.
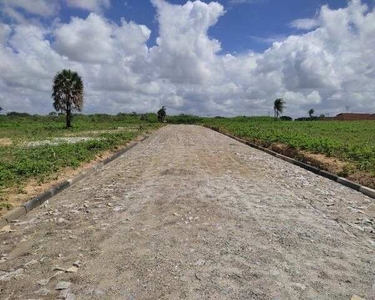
1 125 374 300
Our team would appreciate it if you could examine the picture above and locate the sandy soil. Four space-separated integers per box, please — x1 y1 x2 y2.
0 125 374 299
26 137 104 147
0 138 12 147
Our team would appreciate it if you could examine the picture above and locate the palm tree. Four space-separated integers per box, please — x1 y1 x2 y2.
52 69 84 128
157 106 166 123
308 108 314 118
274 98 285 119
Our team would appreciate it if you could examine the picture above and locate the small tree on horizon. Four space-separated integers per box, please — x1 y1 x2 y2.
308 108 315 118
157 106 166 123
274 98 285 119
0 107 3 114
52 69 84 128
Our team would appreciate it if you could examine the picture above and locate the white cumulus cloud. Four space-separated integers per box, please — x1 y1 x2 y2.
149 0 224 84
0 0 59 16
0 0 374 117
289 18 320 30
65 0 111 12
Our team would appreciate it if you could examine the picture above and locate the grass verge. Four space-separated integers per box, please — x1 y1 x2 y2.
0 114 161 214
201 117 375 189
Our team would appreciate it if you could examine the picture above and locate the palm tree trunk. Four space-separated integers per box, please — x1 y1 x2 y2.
274 108 278 120
66 101 71 128
66 110 71 128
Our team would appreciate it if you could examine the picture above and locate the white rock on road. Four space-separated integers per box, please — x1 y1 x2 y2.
0 125 374 299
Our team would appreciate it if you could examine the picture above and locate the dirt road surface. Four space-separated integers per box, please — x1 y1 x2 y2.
1 125 374 300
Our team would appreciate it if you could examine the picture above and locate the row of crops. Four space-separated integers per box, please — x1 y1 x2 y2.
202 117 375 174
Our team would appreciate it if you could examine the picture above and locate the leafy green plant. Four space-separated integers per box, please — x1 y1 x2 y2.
0 115 162 192
0 202 12 211
202 117 375 175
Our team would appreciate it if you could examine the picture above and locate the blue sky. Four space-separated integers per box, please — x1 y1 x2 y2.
54 0 374 53
0 0 375 116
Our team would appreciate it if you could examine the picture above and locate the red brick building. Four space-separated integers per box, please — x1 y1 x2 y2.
325 113 375 121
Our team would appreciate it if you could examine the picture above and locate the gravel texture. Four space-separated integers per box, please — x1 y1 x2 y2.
0 125 374 299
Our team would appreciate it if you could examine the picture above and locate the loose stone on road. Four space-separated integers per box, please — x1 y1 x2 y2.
0 125 374 299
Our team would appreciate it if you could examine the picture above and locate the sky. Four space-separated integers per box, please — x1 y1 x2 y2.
0 0 375 117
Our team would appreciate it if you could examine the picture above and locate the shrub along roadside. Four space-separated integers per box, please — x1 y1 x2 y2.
201 117 375 179
166 114 204 124
0 129 157 192
0 114 162 211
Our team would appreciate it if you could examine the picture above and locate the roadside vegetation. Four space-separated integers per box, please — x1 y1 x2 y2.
162 99 375 188
1 66 374 213
0 113 161 212
201 116 375 188
0 69 168 214
2 111 375 211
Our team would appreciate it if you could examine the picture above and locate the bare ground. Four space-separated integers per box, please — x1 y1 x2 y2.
0 138 12 147
0 125 374 299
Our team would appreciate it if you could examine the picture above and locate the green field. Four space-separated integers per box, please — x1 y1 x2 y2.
1 114 374 210
0 114 160 209
201 116 375 180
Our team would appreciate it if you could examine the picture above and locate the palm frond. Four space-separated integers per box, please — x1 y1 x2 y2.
52 69 84 128
52 69 84 112
273 98 285 118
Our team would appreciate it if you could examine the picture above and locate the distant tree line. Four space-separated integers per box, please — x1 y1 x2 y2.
3 69 330 126
6 112 32 117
